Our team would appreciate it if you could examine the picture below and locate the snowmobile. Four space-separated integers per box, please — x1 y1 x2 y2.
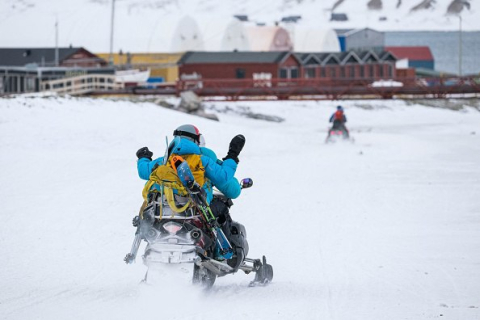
325 120 352 143
124 168 273 288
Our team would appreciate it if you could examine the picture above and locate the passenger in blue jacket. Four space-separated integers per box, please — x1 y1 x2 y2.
136 124 245 204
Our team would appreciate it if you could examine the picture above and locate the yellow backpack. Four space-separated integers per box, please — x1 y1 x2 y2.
141 153 205 213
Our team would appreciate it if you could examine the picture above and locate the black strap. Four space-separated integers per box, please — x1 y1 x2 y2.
173 130 200 143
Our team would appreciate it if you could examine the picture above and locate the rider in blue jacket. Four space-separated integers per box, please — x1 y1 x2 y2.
136 124 245 204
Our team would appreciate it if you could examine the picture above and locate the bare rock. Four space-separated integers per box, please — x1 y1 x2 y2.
178 91 202 112
195 110 219 121
175 91 219 121
447 0 470 15
155 99 174 109
410 0 436 12
368 0 383 10
331 0 346 11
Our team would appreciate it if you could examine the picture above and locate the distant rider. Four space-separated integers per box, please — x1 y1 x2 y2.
329 105 349 138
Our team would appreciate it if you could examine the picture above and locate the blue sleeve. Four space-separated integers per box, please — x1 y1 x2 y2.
137 157 164 180
329 114 334 122
200 147 218 161
216 177 241 199
343 115 347 123
201 155 237 189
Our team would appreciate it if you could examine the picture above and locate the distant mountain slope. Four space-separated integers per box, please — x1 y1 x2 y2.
0 0 477 52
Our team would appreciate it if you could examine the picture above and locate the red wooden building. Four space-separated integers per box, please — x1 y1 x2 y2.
178 51 301 81
178 50 398 82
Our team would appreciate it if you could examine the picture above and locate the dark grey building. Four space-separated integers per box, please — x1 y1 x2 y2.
0 66 115 94
0 47 107 68
0 47 113 94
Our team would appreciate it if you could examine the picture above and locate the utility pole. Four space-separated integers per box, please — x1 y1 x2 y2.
55 17 59 66
459 15 462 77
109 0 116 66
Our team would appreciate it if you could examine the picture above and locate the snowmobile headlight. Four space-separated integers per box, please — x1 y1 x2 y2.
163 222 183 235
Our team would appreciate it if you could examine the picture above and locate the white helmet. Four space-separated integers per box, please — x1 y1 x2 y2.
173 124 201 145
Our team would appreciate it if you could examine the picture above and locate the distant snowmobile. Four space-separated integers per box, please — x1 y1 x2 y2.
325 119 353 143
124 164 273 288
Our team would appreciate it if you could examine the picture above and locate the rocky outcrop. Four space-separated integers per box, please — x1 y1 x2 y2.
410 0 436 12
447 0 470 15
331 0 346 11
155 91 219 121
367 0 383 10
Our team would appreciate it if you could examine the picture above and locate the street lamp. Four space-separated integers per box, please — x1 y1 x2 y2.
109 0 116 66
458 14 462 77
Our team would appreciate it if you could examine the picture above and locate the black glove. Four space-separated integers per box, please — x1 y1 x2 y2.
136 147 153 160
132 216 140 227
223 134 245 163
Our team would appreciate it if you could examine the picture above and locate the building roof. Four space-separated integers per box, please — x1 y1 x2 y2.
178 51 293 64
179 50 397 67
335 28 383 37
385 46 434 61
334 29 354 36
295 50 396 65
0 47 103 67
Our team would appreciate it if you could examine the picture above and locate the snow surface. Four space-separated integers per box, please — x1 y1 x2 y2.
0 0 478 52
1 95 480 320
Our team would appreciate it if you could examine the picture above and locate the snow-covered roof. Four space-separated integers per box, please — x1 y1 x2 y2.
245 26 293 51
283 25 341 52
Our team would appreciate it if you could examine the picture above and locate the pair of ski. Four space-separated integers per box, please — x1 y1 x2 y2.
171 154 234 260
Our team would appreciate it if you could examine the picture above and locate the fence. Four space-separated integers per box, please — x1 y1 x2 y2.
40 74 123 95
173 76 480 100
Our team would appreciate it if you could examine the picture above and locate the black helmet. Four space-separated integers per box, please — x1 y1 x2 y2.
173 124 201 144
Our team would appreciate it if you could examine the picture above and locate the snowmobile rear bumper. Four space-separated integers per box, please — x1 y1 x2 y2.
143 244 197 265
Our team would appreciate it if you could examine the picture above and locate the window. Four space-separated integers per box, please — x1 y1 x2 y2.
369 65 375 78
387 64 393 77
378 65 384 77
305 68 315 78
236 68 246 79
290 68 299 79
340 67 345 78
349 66 355 78
360 66 365 78
320 67 326 78
280 67 299 79
330 67 336 78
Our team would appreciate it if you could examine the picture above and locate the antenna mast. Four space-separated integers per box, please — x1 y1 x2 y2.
109 0 116 65
55 17 59 66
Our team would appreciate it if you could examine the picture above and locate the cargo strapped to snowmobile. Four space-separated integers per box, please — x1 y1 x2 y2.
141 153 206 216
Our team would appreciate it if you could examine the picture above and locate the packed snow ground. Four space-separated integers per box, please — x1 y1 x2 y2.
0 96 479 320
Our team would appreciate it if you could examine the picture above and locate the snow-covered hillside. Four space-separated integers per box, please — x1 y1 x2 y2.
0 0 478 52
1 95 480 320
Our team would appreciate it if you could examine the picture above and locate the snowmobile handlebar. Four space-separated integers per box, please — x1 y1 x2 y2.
240 178 253 189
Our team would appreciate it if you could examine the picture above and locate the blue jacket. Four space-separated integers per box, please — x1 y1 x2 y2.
137 137 241 203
